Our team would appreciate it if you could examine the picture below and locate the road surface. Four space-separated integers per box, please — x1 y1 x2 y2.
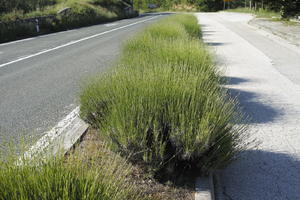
196 12 300 200
0 14 163 149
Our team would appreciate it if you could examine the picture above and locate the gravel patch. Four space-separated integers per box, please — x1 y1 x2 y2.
249 18 300 47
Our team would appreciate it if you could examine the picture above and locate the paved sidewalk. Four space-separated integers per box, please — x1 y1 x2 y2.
196 12 300 200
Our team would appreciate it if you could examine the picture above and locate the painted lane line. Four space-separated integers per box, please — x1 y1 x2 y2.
105 23 119 27
23 106 80 160
0 16 159 69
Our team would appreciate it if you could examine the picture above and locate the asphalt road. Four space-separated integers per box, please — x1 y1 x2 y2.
196 12 300 200
0 13 164 148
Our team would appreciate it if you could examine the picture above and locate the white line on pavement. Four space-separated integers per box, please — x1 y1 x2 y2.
105 23 119 27
23 106 80 160
0 15 159 69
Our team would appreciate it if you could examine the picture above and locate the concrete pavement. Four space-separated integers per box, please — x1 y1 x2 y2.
196 12 300 200
0 14 163 148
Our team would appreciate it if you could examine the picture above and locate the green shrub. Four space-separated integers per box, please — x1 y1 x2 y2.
0 146 150 200
280 0 300 18
57 2 117 29
0 21 37 43
80 14 246 175
0 0 57 14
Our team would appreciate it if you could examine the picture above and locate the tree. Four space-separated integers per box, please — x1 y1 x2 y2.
280 0 300 18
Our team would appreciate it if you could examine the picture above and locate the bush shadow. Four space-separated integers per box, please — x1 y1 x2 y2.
221 76 249 85
222 76 282 124
206 42 227 46
139 12 173 17
219 150 300 200
228 88 281 124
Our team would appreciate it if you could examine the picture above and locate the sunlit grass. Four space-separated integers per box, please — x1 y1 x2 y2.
0 144 155 200
80 14 246 174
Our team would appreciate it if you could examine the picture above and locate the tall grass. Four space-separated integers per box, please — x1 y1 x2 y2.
80 14 246 175
0 144 153 200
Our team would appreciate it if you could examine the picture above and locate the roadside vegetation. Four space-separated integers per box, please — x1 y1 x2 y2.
0 143 159 200
223 0 299 19
0 0 134 21
136 0 299 19
134 0 224 12
0 0 137 43
0 14 246 199
80 14 246 179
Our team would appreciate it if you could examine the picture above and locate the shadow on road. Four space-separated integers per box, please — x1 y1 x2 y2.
230 88 281 124
222 76 282 124
139 12 173 18
206 42 227 46
222 76 249 85
219 150 300 200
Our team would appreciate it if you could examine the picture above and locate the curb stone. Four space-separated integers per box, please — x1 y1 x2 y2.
52 116 89 156
195 173 215 200
213 170 224 200
23 107 89 160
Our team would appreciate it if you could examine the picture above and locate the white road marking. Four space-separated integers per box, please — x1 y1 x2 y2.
23 106 80 160
0 16 159 69
105 23 119 27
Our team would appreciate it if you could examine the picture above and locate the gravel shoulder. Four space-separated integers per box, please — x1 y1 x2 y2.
249 17 300 47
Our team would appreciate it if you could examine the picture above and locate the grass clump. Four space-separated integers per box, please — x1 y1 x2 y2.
0 144 154 200
80 14 246 176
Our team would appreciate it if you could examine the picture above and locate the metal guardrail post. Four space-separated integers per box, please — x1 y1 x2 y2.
35 18 40 33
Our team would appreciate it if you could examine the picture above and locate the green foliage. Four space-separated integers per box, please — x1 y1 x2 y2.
197 0 223 11
133 0 224 11
226 0 300 18
0 147 151 200
57 2 118 29
0 0 138 43
80 14 246 175
0 0 57 14
280 0 300 18
0 21 37 42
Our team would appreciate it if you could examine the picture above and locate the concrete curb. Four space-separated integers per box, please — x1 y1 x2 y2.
195 173 215 200
23 107 89 160
52 116 89 156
